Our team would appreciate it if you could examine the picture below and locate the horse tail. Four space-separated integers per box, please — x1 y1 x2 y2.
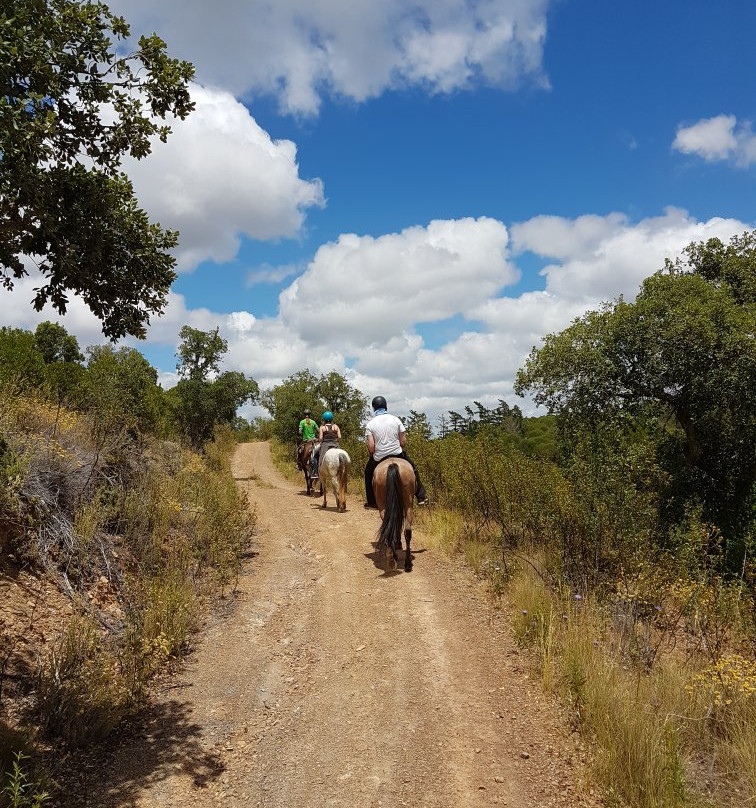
337 451 349 501
378 463 403 551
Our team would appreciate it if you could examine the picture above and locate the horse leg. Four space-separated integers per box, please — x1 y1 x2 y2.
338 466 348 512
404 527 413 572
334 476 343 512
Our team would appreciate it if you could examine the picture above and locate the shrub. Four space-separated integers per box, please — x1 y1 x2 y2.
37 618 130 747
505 561 755 807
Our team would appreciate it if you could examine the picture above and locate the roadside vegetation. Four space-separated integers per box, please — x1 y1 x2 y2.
409 232 755 808
0 325 256 805
1 2 249 802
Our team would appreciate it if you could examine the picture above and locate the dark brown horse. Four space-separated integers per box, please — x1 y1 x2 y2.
372 457 415 572
297 439 318 495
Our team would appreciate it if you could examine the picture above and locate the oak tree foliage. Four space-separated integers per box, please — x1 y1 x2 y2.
0 0 195 338
516 232 756 567
34 320 83 364
169 326 259 448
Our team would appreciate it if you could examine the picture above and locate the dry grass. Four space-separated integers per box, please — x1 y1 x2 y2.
416 499 755 808
419 506 465 556
506 565 755 808
37 617 130 748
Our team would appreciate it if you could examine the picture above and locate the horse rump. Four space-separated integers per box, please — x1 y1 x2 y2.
321 448 351 512
377 462 404 555
373 458 415 572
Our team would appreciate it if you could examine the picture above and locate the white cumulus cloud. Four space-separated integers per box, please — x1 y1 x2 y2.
123 85 325 271
278 217 518 349
673 114 756 167
110 0 551 116
511 208 747 302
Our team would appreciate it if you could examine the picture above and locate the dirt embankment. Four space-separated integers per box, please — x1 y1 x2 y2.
83 441 600 808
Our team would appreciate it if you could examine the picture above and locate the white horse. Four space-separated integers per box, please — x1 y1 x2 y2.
319 448 351 512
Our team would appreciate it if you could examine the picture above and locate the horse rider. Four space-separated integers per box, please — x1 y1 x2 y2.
363 395 427 509
311 411 341 478
297 409 318 468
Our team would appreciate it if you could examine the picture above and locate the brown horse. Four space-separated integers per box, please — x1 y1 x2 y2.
372 457 415 572
297 439 317 495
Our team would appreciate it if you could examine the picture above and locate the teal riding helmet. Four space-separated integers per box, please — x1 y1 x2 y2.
322 411 333 422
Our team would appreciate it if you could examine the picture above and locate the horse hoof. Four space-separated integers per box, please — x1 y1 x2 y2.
385 548 396 571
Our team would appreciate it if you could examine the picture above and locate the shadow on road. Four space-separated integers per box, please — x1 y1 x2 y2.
364 543 428 577
60 698 224 807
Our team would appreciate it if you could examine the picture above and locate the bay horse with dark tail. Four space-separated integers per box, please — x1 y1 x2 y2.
297 439 317 495
373 457 415 572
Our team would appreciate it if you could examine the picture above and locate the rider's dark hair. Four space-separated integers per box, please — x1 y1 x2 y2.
371 396 387 411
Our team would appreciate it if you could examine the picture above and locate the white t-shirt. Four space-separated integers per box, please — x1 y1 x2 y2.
365 412 405 461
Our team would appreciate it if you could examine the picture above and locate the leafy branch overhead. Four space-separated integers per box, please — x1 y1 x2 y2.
0 0 195 338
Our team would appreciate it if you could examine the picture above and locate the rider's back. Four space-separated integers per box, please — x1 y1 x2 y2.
365 412 403 460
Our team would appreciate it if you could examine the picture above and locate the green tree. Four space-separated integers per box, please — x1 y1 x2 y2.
516 231 756 569
315 371 368 441
261 369 367 445
1 0 195 339
0 327 45 393
492 399 524 434
176 326 226 381
85 344 165 436
405 409 433 441
33 321 86 413
447 410 464 434
34 321 83 364
261 369 323 444
520 415 559 460
170 327 259 448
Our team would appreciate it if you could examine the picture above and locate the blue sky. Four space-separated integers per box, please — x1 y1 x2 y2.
5 0 754 423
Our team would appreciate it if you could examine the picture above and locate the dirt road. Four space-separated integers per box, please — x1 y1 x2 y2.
92 442 599 808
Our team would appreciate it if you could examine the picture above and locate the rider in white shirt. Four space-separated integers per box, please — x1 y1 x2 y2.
363 396 427 509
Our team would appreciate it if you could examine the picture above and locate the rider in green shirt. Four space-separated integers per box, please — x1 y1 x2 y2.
297 410 318 473
298 410 319 442
296 409 319 470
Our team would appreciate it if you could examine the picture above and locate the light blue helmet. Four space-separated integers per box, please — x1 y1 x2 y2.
322 411 333 422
